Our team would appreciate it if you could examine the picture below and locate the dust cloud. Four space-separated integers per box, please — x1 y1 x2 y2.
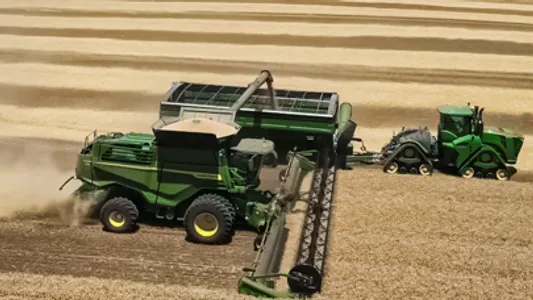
0 139 90 225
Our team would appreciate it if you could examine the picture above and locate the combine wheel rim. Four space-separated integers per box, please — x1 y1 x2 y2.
385 162 399 174
183 193 235 245
486 172 495 179
99 197 139 233
496 169 510 181
108 211 126 228
462 167 475 179
193 212 219 237
419 164 432 176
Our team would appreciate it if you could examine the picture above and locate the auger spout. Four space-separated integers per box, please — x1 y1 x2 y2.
230 70 279 112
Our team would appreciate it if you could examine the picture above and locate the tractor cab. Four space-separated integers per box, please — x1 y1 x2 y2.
437 105 475 144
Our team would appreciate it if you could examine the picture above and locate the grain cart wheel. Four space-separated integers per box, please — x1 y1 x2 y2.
99 197 139 233
183 194 235 245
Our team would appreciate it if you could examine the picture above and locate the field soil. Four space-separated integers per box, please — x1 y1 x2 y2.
0 0 532 299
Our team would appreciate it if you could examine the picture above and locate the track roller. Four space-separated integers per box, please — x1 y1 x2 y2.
495 169 510 181
418 164 432 176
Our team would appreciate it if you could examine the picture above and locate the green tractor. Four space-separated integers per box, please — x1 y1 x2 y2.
347 103 524 180
59 117 279 245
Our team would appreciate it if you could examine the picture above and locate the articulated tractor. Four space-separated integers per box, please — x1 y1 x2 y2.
348 104 524 180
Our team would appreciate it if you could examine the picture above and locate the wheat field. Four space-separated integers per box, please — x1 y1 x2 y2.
0 0 532 299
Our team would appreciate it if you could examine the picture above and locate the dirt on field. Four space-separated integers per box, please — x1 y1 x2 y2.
0 0 533 299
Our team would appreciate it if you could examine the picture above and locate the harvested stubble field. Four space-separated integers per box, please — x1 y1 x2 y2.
0 0 532 299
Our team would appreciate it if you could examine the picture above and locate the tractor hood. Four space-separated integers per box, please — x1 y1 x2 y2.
482 126 524 164
483 126 522 138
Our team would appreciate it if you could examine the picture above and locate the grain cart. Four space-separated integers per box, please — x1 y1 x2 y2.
157 71 345 168
346 103 524 180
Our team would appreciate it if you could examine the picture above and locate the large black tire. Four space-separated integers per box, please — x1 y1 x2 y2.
183 194 236 245
99 197 139 233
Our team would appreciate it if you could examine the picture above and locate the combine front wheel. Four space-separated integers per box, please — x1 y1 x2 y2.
99 197 139 233
183 194 236 245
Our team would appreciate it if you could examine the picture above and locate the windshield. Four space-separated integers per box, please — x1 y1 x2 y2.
441 114 471 136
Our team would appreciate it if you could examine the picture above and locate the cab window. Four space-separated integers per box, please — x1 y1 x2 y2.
441 114 471 136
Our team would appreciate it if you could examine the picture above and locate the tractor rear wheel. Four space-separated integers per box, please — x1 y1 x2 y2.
183 194 236 245
99 197 139 233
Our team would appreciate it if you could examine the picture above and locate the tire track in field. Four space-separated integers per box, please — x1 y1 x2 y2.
120 0 533 17
2 27 533 57
0 221 255 287
0 50 531 98
2 9 533 33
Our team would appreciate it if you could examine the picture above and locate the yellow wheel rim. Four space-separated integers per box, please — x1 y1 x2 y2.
193 212 219 237
108 211 126 228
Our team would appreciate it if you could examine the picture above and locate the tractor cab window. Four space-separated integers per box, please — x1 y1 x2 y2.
440 114 471 137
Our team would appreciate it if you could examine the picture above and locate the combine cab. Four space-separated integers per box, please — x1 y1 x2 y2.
347 104 524 180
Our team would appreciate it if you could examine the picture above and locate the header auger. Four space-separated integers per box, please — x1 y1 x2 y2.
345 103 524 181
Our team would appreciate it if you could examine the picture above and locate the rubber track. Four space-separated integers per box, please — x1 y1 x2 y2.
295 149 337 278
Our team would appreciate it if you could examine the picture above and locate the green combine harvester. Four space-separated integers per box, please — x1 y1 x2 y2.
345 103 524 180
